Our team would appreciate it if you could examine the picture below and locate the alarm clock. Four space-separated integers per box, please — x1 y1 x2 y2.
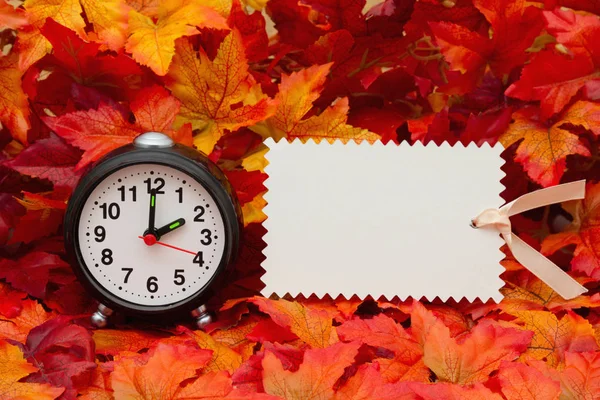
64 132 242 328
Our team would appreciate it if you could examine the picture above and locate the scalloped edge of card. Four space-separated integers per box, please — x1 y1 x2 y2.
258 138 507 303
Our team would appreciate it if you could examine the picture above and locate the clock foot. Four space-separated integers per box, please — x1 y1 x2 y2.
191 305 212 330
91 304 113 328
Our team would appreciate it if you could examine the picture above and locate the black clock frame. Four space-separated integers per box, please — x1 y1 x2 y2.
64 143 242 318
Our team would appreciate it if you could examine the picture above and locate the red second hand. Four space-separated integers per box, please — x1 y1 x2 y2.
138 236 196 255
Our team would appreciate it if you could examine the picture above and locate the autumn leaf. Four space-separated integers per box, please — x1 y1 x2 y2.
111 341 212 399
409 382 503 400
413 302 532 384
559 100 600 135
44 85 190 168
262 341 360 400
333 363 416 400
511 310 599 367
558 351 600 399
0 1 28 29
0 299 54 343
80 0 129 50
0 251 70 298
9 190 67 244
0 340 64 400
167 30 275 154
499 108 591 187
249 297 339 348
126 0 228 75
252 63 379 143
0 52 30 144
542 182 600 279
496 361 561 400
4 133 83 191
0 283 27 318
93 329 169 355
180 326 243 373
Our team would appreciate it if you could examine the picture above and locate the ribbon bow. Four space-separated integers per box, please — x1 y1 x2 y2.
471 180 587 300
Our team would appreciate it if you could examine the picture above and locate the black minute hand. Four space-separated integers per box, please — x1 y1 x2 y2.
148 189 157 233
156 218 186 238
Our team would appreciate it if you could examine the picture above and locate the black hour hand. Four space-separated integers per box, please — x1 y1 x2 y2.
156 218 186 238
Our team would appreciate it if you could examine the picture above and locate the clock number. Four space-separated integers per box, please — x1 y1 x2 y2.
101 249 113 265
100 203 120 220
117 186 136 202
193 251 204 266
194 206 205 222
121 268 133 283
201 229 212 245
146 276 158 293
176 187 183 203
174 269 185 285
144 178 165 194
94 226 106 242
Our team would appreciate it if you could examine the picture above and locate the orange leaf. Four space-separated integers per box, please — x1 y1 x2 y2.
80 0 129 50
0 340 64 400
410 382 503 400
333 363 417 400
500 108 590 187
414 303 532 384
0 53 30 144
262 341 360 400
497 361 561 400
560 100 600 136
111 342 212 399
181 327 243 373
167 30 275 154
126 0 228 75
254 63 379 142
177 370 278 399
78 363 113 400
542 182 600 279
249 297 339 348
0 1 28 29
512 310 599 367
0 299 54 343
558 351 600 399
93 329 170 355
337 314 428 382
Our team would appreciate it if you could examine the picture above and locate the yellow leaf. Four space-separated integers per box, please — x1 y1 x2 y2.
0 340 64 399
168 30 275 153
80 0 129 50
0 53 30 144
125 0 228 75
242 195 266 226
254 63 379 143
23 0 85 34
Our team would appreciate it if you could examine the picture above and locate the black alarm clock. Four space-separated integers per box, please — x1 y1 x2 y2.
64 132 242 328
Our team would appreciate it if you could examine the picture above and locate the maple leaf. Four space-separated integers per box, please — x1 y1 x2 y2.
180 327 243 373
409 382 503 400
9 190 67 244
167 30 275 154
44 85 190 168
224 170 267 205
333 363 416 400
93 329 169 355
125 0 228 75
111 341 212 399
496 361 561 400
0 251 69 298
0 299 54 343
4 133 83 191
0 282 27 319
0 52 30 144
499 108 591 187
253 63 379 143
80 0 128 50
542 182 600 279
511 310 599 367
227 0 268 63
249 297 339 348
23 316 96 397
559 100 600 136
0 1 28 29
412 303 532 384
558 351 600 399
262 341 360 400
337 314 428 383
0 340 64 400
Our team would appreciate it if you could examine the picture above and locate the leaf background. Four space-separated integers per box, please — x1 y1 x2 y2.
0 0 600 399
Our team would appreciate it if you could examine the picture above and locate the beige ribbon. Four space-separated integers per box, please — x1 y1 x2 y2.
471 180 587 300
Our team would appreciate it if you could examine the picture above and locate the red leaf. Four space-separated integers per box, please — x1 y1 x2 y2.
0 252 69 299
224 170 267 205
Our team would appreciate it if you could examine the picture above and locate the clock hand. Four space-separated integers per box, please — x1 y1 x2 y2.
138 235 196 255
147 189 157 233
156 218 186 238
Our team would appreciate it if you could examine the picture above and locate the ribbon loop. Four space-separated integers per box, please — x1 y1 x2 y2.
472 180 587 300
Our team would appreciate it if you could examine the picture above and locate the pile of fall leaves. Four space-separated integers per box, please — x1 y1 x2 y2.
1 0 600 398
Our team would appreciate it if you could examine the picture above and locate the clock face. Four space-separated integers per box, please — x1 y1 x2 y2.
77 163 226 307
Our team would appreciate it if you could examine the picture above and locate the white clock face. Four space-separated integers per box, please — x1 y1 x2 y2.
77 163 226 306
